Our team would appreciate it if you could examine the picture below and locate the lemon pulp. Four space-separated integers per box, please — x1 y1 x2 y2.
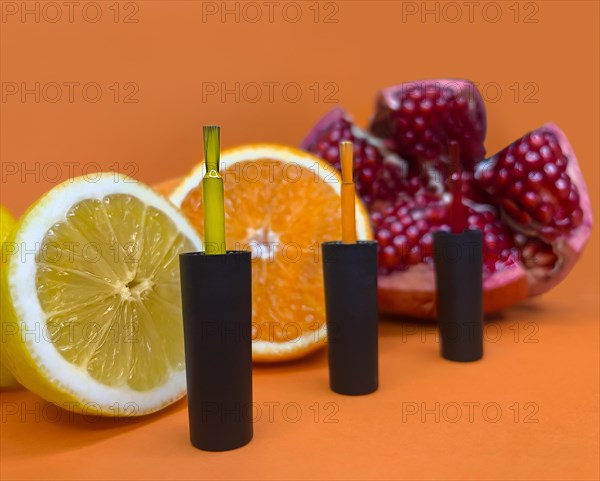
36 194 194 391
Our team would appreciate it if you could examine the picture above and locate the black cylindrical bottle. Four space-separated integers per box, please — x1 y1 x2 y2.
433 229 483 362
322 240 378 395
179 251 253 451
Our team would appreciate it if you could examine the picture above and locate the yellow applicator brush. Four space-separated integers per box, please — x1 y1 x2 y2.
321 141 379 396
202 125 226 255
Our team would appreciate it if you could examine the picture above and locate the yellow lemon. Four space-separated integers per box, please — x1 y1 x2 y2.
1 174 201 415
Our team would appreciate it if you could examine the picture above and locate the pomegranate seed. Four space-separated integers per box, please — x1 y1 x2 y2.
512 163 526 179
427 206 445 222
502 153 516 167
420 99 433 112
420 233 433 256
535 203 554 224
401 215 412 227
497 168 511 188
571 208 583 227
523 191 540 210
377 229 392 247
390 221 403 235
524 151 542 168
540 145 553 161
567 188 580 207
509 181 525 197
555 156 567 172
468 214 481 227
529 132 544 147
382 245 398 268
408 245 421 265
484 233 498 253
402 99 416 113
555 177 570 198
393 235 409 256
415 219 429 233
527 171 544 188
543 162 559 181
405 225 420 244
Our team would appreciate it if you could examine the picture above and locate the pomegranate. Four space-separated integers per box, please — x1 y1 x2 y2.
301 80 591 318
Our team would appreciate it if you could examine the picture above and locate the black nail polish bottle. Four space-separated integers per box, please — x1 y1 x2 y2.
433 141 483 362
179 251 253 451
433 230 483 362
322 240 379 395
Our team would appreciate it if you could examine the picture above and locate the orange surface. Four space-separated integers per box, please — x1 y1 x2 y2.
1 1 599 480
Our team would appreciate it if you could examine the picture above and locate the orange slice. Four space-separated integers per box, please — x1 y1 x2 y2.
170 145 372 361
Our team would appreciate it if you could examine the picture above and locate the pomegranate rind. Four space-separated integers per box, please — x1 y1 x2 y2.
378 262 528 319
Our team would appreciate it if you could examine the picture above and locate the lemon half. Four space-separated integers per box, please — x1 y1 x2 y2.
1 174 201 415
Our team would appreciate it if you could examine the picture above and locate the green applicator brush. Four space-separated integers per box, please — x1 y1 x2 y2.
202 125 226 255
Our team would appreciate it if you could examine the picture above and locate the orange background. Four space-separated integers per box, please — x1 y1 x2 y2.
1 1 599 480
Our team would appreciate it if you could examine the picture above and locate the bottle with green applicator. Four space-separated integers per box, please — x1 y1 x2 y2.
179 126 253 451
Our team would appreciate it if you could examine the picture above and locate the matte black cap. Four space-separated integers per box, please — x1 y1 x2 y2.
322 241 378 395
433 229 483 362
179 251 253 451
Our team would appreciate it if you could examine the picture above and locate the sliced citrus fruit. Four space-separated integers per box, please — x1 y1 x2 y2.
0 174 201 415
0 205 20 390
170 144 372 361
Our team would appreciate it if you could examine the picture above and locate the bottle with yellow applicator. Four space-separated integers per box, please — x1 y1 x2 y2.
179 126 253 451
322 141 379 395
